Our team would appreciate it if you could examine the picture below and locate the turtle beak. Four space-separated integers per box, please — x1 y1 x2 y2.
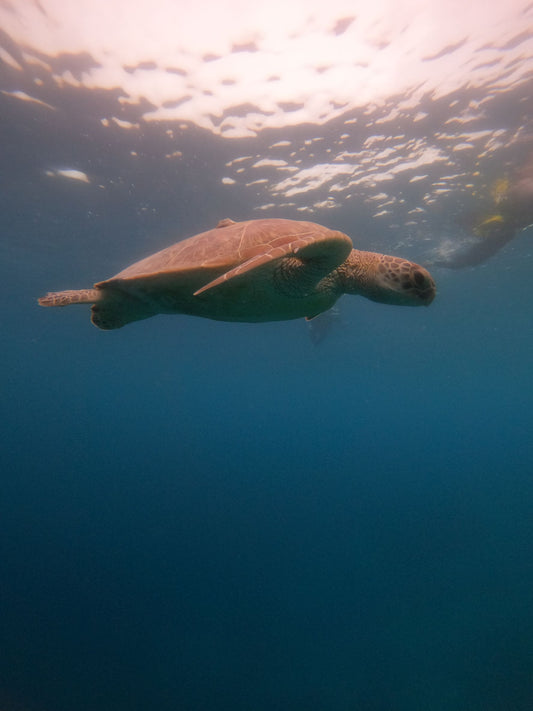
412 267 436 306
422 283 436 305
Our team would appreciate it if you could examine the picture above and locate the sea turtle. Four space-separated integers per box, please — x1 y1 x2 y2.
38 217 436 330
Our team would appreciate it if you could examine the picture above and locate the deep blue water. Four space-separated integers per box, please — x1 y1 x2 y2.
2 11 533 711
2 215 533 710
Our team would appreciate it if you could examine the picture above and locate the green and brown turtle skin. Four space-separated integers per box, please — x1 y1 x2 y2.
38 218 436 330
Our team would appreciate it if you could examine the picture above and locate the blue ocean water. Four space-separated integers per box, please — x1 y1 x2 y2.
1 4 533 711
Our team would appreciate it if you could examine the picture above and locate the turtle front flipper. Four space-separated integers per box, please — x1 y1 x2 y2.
194 229 352 296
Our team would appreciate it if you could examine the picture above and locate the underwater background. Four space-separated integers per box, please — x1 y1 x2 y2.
1 2 533 710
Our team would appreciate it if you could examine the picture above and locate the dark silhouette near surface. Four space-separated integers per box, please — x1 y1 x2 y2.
434 155 533 269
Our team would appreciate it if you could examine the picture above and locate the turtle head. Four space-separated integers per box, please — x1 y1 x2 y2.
340 250 436 306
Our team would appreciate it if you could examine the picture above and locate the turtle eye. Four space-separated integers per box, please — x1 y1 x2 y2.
413 270 426 286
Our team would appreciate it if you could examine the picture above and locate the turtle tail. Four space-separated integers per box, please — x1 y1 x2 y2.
38 288 102 307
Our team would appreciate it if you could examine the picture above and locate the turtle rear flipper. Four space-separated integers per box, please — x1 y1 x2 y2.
194 230 352 296
38 289 101 307
90 291 156 330
91 299 157 329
